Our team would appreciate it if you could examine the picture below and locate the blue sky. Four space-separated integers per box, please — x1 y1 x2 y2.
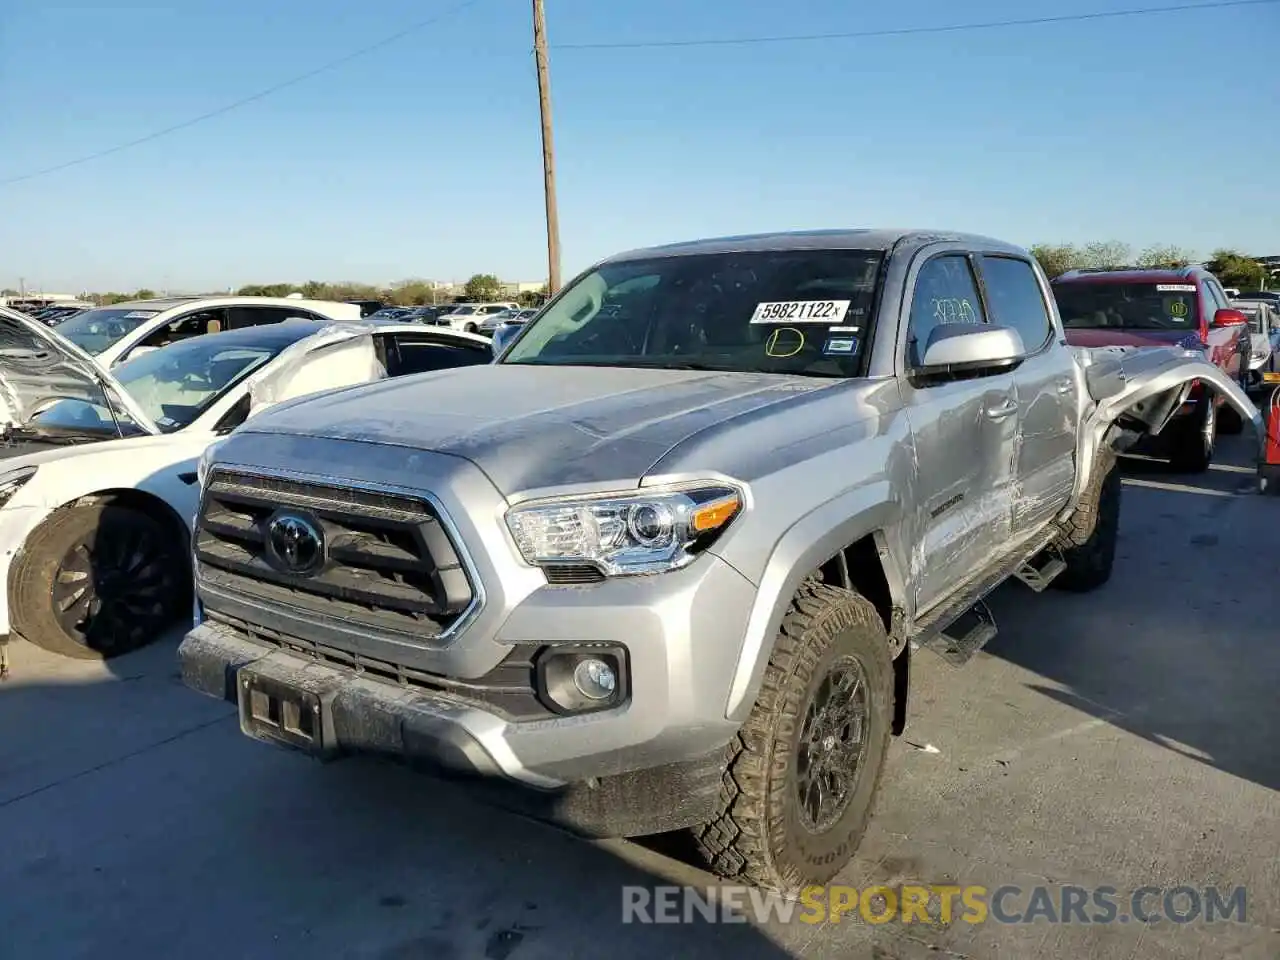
2 0 1277 293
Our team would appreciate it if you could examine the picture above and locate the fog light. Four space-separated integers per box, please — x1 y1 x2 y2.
534 645 628 715
573 658 617 700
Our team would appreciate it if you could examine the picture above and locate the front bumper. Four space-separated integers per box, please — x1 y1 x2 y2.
0 505 58 639
179 609 738 837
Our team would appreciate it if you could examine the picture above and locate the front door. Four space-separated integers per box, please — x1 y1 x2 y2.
900 253 1018 614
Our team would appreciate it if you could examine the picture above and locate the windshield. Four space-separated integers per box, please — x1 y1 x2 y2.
56 306 162 354
1053 282 1200 331
449 305 476 316
501 250 883 377
30 335 282 435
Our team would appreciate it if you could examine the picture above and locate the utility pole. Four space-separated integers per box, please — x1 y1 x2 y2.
532 0 561 295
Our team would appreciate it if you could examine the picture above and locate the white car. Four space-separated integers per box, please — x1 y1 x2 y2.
1232 298 1280 391
0 307 493 670
52 295 363 370
437 302 519 334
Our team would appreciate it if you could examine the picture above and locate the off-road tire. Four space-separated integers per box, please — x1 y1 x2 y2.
1054 456 1121 592
1168 399 1214 473
10 502 190 661
692 581 893 892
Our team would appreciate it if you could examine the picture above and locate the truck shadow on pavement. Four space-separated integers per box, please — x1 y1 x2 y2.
0 636 798 960
984 447 1280 793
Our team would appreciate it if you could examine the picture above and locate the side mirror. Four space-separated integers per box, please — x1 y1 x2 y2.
918 323 1025 373
1212 308 1249 328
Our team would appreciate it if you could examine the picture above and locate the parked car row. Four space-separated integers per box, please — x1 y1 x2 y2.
0 231 1262 895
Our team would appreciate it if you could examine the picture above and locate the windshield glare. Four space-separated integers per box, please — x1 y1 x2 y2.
501 250 883 377
31 337 281 435
55 306 162 355
1053 282 1200 331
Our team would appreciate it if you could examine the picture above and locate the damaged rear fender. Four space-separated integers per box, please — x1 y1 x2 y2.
1064 347 1263 514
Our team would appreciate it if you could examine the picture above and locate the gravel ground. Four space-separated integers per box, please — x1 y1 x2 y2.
1 434 1276 960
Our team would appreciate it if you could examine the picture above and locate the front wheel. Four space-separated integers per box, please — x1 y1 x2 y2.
10 502 190 660
693 581 893 892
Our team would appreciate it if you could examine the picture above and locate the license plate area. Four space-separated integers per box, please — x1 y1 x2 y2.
238 669 331 756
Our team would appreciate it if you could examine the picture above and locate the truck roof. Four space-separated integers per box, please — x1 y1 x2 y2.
603 228 1025 263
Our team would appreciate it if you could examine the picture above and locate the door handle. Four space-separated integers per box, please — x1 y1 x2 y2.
984 398 1018 420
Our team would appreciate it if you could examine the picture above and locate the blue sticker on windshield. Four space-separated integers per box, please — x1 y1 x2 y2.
156 416 178 428
823 336 858 355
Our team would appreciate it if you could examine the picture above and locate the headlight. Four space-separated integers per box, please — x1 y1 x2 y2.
505 483 743 577
0 466 37 508
196 440 227 487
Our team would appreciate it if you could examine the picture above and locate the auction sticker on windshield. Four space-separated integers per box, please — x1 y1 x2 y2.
1156 284 1197 293
124 311 160 320
751 300 850 324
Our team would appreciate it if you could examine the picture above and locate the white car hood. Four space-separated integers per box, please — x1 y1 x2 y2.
0 306 159 434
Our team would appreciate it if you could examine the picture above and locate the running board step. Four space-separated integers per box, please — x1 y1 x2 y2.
1014 555 1067 593
928 600 998 666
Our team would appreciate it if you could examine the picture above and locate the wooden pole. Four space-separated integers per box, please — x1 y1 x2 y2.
532 0 561 295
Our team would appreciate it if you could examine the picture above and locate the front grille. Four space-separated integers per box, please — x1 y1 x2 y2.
195 469 475 639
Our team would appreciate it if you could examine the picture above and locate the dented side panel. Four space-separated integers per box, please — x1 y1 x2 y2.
1062 345 1263 518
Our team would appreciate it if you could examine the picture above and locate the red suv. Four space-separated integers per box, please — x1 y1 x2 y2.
1052 266 1252 472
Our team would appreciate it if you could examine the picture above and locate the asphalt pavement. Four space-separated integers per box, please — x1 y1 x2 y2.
1 434 1277 960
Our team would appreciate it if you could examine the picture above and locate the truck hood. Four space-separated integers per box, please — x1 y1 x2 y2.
236 364 835 495
0 306 158 434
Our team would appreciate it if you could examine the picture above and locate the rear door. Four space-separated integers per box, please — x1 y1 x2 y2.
978 254 1079 533
899 252 1019 613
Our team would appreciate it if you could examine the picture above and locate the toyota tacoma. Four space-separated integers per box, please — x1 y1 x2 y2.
178 230 1261 892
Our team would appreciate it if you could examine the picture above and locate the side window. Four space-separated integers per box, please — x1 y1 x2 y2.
383 336 493 376
226 306 307 330
907 255 986 368
138 309 227 349
979 256 1053 353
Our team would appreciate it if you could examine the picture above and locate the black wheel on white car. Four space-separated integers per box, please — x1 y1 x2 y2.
1054 457 1121 593
1168 398 1214 473
692 581 893 892
464 322 478 334
10 502 190 660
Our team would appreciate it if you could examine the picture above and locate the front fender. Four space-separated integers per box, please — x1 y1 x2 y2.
722 481 903 721
1065 347 1263 515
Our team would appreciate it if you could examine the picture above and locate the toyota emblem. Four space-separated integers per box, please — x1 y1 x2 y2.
264 511 325 575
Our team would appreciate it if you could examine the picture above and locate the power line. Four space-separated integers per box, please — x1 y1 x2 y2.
0 0 488 187
553 0 1279 50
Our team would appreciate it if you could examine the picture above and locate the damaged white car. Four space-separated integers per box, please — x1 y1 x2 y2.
0 307 493 672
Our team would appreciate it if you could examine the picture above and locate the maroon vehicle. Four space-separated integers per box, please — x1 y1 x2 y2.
1052 266 1252 472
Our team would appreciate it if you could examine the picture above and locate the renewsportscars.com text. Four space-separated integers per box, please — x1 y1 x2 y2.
621 884 1248 926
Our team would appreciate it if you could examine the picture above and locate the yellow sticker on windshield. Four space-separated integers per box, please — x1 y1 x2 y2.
765 328 805 358
1170 301 1188 318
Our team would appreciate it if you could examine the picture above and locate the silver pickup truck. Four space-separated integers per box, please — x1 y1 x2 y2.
178 229 1260 892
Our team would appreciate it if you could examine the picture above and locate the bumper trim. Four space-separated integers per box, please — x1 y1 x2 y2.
179 623 726 837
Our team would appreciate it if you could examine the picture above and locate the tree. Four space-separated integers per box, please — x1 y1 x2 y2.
463 273 502 301
1205 249 1267 290
1077 241 1132 270
1136 244 1195 269
134 288 157 300
1030 244 1080 279
517 285 548 307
